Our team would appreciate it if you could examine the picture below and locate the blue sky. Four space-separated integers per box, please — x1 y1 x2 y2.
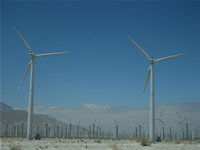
1 1 200 110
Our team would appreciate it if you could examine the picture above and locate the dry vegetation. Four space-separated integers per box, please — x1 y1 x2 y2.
1 137 200 150
10 145 22 150
109 143 119 150
136 137 152 146
174 139 200 144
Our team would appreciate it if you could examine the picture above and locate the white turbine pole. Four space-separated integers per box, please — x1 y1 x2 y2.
135 127 137 138
181 126 184 140
21 122 24 137
186 123 188 140
192 127 194 140
69 123 72 138
177 127 179 140
27 58 34 139
150 59 155 141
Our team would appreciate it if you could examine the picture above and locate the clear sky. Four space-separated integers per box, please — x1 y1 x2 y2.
1 1 200 111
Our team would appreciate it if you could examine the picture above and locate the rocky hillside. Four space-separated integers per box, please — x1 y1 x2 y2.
0 102 88 138
0 102 13 113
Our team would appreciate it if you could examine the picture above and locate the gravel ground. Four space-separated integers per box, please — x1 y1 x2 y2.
1 138 200 150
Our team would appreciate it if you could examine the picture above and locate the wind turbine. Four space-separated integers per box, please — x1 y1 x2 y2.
77 121 80 138
128 36 185 141
176 112 185 140
56 121 60 138
136 122 145 137
69 118 73 138
92 118 96 138
114 120 119 139
14 27 69 139
156 110 164 138
176 112 191 140
159 119 166 140
96 122 102 138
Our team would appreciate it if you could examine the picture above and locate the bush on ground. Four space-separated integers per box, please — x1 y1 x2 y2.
136 137 152 146
10 145 22 150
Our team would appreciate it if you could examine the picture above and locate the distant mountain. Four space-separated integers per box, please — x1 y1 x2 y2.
0 102 13 113
0 102 87 137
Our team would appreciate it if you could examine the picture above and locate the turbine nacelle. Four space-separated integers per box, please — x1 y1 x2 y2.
151 57 154 64
29 52 35 58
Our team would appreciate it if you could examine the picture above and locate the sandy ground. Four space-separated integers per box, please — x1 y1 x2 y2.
1 138 200 150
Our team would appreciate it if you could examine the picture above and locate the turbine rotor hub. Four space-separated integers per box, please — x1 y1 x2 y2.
29 52 35 58
151 57 154 64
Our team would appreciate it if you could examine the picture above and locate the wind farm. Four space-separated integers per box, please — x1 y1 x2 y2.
1 30 200 148
1 1 200 150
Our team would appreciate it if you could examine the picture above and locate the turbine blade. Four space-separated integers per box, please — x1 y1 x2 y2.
159 110 163 119
176 112 182 119
154 53 185 62
143 66 151 93
159 119 166 126
13 27 32 53
128 36 151 61
36 52 70 57
19 61 31 88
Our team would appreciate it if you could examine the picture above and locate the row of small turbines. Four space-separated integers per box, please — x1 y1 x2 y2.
13 27 185 140
1 117 199 140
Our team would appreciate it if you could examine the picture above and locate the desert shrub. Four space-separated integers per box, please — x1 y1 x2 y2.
10 145 22 150
165 139 171 142
110 144 119 150
136 137 143 143
80 139 84 142
137 138 151 146
94 139 101 143
175 140 181 144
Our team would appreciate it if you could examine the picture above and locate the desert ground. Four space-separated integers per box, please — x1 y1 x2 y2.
1 138 200 150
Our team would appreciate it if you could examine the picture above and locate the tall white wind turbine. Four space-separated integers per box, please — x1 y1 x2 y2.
128 36 185 141
14 27 70 139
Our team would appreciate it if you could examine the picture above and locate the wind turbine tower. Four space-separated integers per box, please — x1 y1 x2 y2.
14 27 69 139
128 36 185 141
114 120 119 139
136 122 145 137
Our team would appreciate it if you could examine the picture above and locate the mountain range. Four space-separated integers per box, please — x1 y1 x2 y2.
0 102 87 137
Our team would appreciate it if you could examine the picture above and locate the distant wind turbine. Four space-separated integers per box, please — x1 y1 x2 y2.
136 122 145 137
114 120 119 139
56 121 60 138
156 110 164 138
69 118 73 138
160 120 166 140
128 36 185 141
93 118 96 138
14 27 70 139
176 112 191 140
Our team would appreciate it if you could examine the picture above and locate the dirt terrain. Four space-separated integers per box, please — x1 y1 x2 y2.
1 138 200 150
